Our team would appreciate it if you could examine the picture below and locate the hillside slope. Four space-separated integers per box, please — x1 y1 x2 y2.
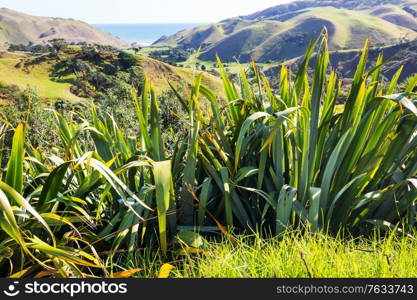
140 56 224 96
0 51 82 102
264 39 417 86
155 0 417 63
0 8 128 48
325 41 417 80
0 51 224 103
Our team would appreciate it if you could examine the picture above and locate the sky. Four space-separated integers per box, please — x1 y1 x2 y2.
0 0 293 24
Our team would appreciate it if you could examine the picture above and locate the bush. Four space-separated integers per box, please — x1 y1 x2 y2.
118 51 139 69
148 48 191 64
0 82 20 101
51 47 144 101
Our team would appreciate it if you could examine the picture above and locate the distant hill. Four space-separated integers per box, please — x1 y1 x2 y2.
0 8 128 48
263 39 417 89
154 0 417 63
325 41 417 81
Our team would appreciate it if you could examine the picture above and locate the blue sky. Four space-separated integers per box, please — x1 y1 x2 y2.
0 0 292 23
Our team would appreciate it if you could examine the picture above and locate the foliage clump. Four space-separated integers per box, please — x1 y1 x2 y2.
52 44 145 102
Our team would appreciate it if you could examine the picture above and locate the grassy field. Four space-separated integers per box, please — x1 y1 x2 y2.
117 231 417 278
300 7 416 49
140 55 225 97
139 46 275 77
0 52 82 102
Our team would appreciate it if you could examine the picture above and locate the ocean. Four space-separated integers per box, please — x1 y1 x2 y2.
93 23 205 46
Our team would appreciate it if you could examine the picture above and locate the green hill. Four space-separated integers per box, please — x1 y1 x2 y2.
0 50 224 104
140 56 224 97
154 0 417 63
263 39 417 88
0 51 82 103
0 8 128 48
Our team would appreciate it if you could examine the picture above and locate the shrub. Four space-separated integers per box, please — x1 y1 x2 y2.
118 51 139 69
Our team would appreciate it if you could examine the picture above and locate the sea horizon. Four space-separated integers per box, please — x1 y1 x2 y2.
93 23 206 46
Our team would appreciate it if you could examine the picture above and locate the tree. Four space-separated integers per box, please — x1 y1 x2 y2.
30 44 51 54
8 44 28 52
118 51 138 69
128 66 145 89
130 42 142 55
71 59 93 78
49 39 68 56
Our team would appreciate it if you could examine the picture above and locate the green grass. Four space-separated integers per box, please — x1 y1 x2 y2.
0 52 82 102
181 235 417 278
176 234 417 278
139 55 225 96
299 7 416 48
116 231 417 278
141 48 275 77
183 53 274 74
